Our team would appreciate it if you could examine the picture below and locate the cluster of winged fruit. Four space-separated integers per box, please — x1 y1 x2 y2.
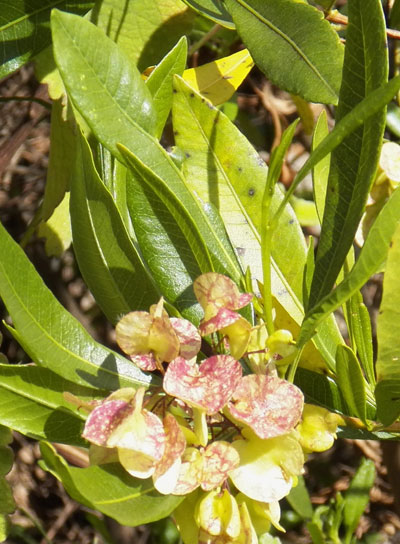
80 273 341 543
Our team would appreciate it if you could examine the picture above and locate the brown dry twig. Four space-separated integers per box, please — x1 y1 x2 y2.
327 11 400 40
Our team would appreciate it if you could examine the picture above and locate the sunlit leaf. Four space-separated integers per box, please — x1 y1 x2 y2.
182 49 253 105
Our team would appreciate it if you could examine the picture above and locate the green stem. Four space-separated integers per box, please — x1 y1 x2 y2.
188 24 221 56
287 345 304 383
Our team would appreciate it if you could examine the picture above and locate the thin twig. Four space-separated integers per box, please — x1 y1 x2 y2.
0 95 52 110
327 11 400 40
188 24 221 56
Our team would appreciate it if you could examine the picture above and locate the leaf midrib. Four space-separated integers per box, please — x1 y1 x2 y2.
54 11 151 145
181 84 261 245
0 0 71 32
232 0 337 98
0 252 129 384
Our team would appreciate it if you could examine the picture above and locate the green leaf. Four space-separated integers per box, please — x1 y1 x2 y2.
390 0 400 29
0 478 14 516
294 367 349 415
0 363 92 445
286 476 313 520
298 186 400 348
91 0 194 71
42 99 76 220
0 426 12 447
0 0 92 78
119 143 243 282
0 446 12 476
312 110 330 224
335 345 367 422
51 9 157 161
223 0 343 104
172 77 307 291
343 458 375 543
70 131 159 323
181 0 234 28
171 76 342 370
40 442 184 526
146 37 187 139
126 171 203 324
308 0 388 308
172 75 266 285
376 221 400 425
0 221 157 391
0 362 105 445
347 292 375 387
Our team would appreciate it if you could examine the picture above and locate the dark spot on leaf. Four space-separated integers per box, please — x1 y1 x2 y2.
248 188 255 196
185 152 191 158
289 219 294 224
213 117 219 124
238 167 243 173
173 89 178 94
201 98 205 102
390 240 393 248
173 130 179 136
190 92 195 98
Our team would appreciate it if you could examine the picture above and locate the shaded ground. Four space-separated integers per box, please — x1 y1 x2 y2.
1 65 400 544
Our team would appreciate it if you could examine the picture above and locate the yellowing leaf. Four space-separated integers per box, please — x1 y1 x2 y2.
182 49 254 105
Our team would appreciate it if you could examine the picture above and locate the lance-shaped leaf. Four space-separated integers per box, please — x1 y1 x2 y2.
163 355 242 414
308 0 388 308
230 434 304 503
298 186 400 349
223 0 343 104
172 76 306 294
182 49 254 106
375 221 400 425
40 442 183 526
227 375 303 439
70 131 159 324
0 221 157 390
119 144 243 283
0 0 92 78
335 345 367 423
0 363 95 446
153 414 186 495
146 37 188 138
172 77 343 370
51 10 156 162
125 171 203 325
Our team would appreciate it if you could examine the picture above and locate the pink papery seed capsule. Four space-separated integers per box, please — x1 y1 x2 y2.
163 355 242 415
